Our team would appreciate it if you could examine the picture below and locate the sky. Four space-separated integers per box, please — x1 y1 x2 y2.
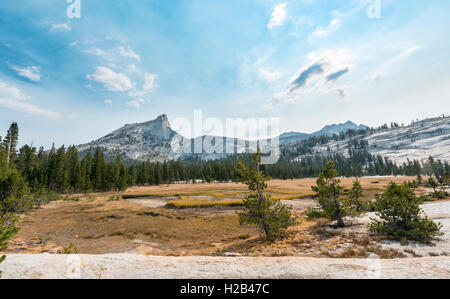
0 0 449 148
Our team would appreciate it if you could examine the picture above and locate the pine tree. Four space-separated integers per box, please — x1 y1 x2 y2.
80 153 93 193
0 145 20 276
236 151 296 240
66 146 81 193
55 146 67 192
347 179 366 213
370 182 443 242
91 148 105 191
311 161 357 227
154 162 162 185
2 122 19 164
113 155 127 191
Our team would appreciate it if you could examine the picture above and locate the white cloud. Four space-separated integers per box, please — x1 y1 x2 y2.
0 81 29 100
126 72 158 105
118 46 141 62
11 66 41 82
310 18 341 39
104 99 113 105
0 81 59 118
369 46 422 81
126 98 145 109
267 3 288 29
85 44 157 108
85 47 110 60
87 66 134 92
86 45 141 63
51 23 71 32
258 67 281 83
69 41 78 47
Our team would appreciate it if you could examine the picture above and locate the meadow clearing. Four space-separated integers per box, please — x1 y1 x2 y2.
4 176 440 258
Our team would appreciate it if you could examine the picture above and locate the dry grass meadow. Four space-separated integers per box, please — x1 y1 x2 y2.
4 176 431 257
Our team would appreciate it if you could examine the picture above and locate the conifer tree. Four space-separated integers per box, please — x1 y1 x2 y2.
311 161 360 227
236 151 296 240
370 182 443 242
0 145 20 276
92 148 105 191
2 122 19 164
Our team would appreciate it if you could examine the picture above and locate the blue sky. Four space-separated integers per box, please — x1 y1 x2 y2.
0 0 449 148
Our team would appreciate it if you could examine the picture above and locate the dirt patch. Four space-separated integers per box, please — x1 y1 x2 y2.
127 197 175 208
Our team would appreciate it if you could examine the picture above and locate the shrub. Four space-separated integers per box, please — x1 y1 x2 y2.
370 182 443 242
417 175 424 186
0 156 22 276
0 212 18 277
407 180 419 189
430 191 449 199
34 189 62 208
108 195 123 202
0 167 31 213
425 177 439 192
63 196 81 202
418 195 434 202
306 208 328 219
63 243 79 254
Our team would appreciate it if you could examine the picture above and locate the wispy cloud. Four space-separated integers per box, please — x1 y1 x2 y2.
118 46 141 62
84 47 112 60
126 98 145 109
50 23 71 32
0 81 59 118
369 46 423 81
269 49 354 106
11 66 41 82
267 3 288 29
87 66 134 92
85 45 141 63
310 18 341 40
258 67 281 83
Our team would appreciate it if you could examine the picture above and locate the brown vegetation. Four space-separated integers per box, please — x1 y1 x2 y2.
3 177 425 257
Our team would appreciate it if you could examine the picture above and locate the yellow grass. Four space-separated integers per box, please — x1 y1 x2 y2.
124 177 414 197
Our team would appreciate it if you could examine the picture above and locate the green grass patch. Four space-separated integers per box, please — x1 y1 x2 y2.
166 199 244 209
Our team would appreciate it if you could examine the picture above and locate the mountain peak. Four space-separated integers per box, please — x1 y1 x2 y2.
153 114 171 128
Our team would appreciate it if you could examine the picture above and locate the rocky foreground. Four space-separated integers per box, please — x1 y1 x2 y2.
1 254 449 279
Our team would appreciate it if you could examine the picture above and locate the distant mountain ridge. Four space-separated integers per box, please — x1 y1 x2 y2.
77 115 448 164
294 116 450 165
77 114 247 162
279 121 368 145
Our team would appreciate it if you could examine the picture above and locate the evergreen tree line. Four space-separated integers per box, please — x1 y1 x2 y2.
2 122 449 195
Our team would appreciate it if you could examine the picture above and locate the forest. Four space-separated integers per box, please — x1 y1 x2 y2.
1 122 449 198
